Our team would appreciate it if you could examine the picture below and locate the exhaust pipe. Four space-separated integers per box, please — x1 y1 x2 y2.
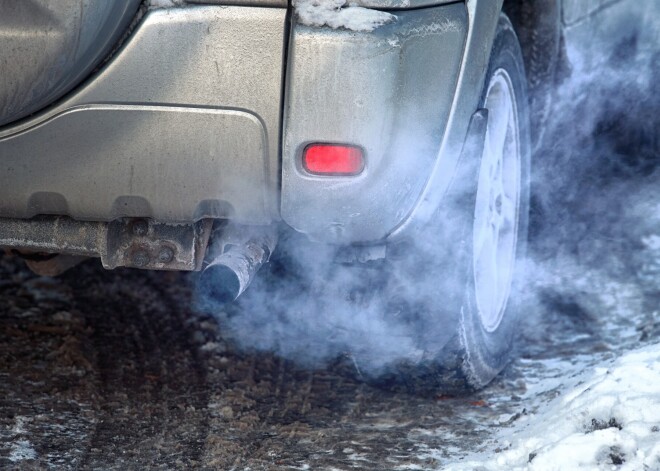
198 223 278 305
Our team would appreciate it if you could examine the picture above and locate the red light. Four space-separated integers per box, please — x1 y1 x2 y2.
303 144 364 175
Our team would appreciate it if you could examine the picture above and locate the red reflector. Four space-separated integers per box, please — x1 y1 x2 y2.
303 144 364 175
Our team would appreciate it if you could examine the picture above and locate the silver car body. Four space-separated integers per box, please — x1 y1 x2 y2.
0 0 499 250
0 0 642 269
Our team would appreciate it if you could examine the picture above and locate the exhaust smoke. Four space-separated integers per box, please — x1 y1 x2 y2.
195 5 659 382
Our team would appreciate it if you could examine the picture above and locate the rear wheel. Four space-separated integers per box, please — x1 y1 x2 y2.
382 13 531 394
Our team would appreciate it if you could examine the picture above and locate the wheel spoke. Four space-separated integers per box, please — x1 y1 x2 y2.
473 67 521 333
488 97 510 159
476 221 499 279
499 193 516 232
473 215 492 259
475 228 499 320
482 129 497 180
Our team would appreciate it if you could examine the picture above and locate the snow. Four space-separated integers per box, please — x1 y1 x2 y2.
8 417 38 462
149 0 183 8
294 0 396 32
442 343 660 471
8 440 37 462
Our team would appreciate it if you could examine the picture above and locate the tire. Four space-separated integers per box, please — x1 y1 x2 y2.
378 13 531 395
503 0 562 149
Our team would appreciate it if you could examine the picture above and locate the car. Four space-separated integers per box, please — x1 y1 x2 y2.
0 0 651 392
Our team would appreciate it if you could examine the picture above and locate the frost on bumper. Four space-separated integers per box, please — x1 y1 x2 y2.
294 0 396 32
148 0 185 8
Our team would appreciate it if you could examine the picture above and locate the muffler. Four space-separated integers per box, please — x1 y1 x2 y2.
197 222 278 305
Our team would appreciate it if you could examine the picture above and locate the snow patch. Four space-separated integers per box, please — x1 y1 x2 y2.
294 0 396 32
9 440 37 462
443 343 660 471
149 0 183 8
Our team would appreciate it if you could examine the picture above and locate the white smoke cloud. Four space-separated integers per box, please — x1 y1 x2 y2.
196 4 659 385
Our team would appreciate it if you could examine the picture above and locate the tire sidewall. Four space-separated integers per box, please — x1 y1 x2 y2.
459 13 531 388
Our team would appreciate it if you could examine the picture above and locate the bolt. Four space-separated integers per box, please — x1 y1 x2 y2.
131 249 150 267
132 219 149 237
157 247 175 264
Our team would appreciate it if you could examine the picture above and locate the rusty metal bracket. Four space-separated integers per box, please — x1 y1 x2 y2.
0 216 212 272
103 218 212 270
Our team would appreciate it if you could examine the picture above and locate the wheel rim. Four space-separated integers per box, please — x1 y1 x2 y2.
472 68 521 333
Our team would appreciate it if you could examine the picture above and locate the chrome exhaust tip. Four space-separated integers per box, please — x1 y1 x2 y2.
197 223 278 305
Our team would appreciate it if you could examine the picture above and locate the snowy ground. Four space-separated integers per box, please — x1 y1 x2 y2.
451 345 660 471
